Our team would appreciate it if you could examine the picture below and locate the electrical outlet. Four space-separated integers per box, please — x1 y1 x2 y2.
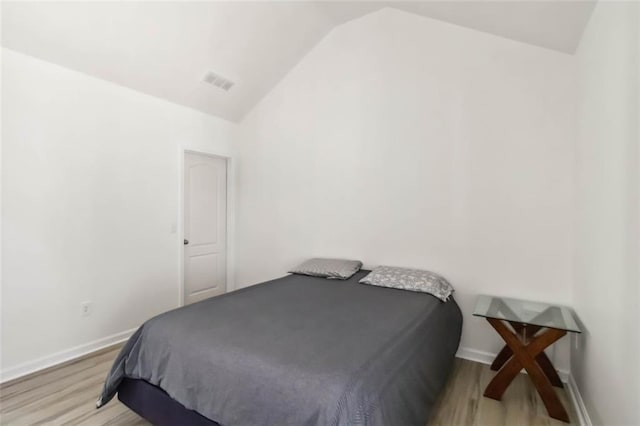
81 301 92 317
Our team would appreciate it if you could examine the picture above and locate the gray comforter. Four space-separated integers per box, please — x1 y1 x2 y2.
98 270 462 425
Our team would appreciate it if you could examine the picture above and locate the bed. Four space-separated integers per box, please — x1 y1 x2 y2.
97 270 462 425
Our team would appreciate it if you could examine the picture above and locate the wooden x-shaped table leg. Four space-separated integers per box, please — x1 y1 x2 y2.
484 318 569 422
490 322 564 388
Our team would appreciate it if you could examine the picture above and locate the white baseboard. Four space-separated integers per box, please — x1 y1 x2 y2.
566 374 593 426
0 328 136 384
455 346 570 383
456 346 497 365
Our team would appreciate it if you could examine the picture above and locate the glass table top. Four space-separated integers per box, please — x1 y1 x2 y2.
473 295 581 333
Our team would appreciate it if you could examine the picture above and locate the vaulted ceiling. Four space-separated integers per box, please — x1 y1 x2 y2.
1 1 596 122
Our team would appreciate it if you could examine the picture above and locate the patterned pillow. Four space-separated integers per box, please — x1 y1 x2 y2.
359 266 454 301
289 258 363 280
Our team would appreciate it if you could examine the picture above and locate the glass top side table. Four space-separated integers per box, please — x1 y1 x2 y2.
473 295 581 423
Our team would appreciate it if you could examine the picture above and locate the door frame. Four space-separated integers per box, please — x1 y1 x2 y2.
178 147 234 307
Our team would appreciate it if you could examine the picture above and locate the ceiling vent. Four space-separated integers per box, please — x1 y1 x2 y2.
202 71 234 91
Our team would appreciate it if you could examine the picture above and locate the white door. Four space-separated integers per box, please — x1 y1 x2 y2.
184 152 227 305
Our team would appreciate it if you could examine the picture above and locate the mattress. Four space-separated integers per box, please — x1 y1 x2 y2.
98 270 463 425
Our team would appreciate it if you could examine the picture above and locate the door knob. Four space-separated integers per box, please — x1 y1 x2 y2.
184 239 189 245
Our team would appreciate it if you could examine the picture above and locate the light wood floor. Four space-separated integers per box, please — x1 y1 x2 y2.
429 358 576 426
0 344 576 425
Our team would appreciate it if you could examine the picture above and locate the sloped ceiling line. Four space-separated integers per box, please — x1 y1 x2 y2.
1 1 595 122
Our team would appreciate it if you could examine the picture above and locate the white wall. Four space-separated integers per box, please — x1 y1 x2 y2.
1 48 237 377
236 9 576 370
572 2 639 425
